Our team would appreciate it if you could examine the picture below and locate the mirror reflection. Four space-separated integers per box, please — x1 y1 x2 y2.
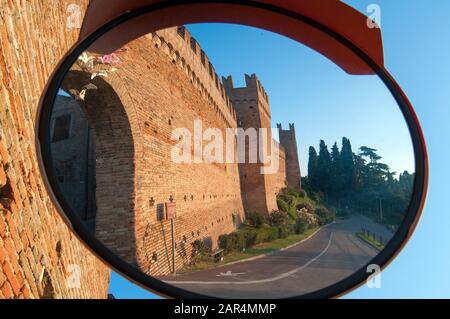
48 23 414 298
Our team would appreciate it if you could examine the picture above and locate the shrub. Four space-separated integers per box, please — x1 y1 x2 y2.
298 189 307 198
253 226 278 244
219 232 246 253
297 208 318 228
286 206 298 221
308 191 322 202
191 239 211 264
296 202 314 214
276 198 289 212
278 225 291 238
315 206 336 225
218 233 233 253
295 218 308 234
268 210 289 227
246 211 266 228
278 189 297 205
240 229 257 247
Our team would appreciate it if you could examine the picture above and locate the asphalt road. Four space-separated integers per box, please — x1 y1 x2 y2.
159 215 393 298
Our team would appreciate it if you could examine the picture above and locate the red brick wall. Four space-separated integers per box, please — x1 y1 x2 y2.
0 1 110 298
62 28 246 275
134 33 245 275
274 142 287 194
223 74 281 214
54 23 299 276
278 124 302 190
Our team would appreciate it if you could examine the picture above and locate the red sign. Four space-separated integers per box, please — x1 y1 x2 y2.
165 202 176 219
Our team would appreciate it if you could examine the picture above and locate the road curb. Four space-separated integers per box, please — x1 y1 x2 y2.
355 232 383 251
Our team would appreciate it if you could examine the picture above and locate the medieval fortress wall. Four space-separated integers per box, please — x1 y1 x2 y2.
54 26 302 276
0 0 111 299
0 0 302 298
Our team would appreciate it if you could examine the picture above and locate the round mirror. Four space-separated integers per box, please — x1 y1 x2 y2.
37 3 427 299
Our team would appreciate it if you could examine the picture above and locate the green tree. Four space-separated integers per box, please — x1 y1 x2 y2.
330 142 344 195
317 140 332 193
307 146 319 189
359 146 390 187
341 137 355 191
306 137 414 229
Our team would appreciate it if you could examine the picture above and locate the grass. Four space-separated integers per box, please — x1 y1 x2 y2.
178 226 320 274
356 231 385 251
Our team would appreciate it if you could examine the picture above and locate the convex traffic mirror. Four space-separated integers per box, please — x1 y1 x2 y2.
37 1 427 298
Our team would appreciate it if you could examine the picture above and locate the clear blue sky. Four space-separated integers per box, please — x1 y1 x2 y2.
183 23 414 178
109 0 450 298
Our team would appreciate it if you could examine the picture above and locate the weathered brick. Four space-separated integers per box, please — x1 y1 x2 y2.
2 261 21 296
0 166 6 187
5 211 21 250
0 242 5 263
1 282 13 299
3 237 19 268
15 270 25 289
21 285 32 299
0 215 6 239
0 139 8 164
0 269 6 286
0 1 110 299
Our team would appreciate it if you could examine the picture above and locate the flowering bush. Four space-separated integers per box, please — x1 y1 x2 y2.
98 53 121 65
296 202 314 214
268 210 289 227
297 207 318 227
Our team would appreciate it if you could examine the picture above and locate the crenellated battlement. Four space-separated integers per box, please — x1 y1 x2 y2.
222 73 271 119
277 123 296 134
145 26 237 129
244 74 269 103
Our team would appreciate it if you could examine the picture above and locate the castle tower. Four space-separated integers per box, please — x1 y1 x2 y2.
277 123 302 190
223 74 277 214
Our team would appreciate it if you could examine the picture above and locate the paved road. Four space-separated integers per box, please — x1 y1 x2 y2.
159 215 393 298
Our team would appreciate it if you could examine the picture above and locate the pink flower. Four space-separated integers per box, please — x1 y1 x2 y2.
99 53 121 65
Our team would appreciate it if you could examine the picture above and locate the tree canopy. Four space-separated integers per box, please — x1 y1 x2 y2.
304 137 414 228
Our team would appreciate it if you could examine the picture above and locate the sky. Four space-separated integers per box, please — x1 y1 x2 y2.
184 21 414 178
108 0 450 298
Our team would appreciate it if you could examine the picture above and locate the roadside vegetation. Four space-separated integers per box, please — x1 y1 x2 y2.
181 188 336 274
304 137 414 230
356 231 385 251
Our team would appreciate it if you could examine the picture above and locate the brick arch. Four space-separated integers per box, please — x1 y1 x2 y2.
60 69 142 267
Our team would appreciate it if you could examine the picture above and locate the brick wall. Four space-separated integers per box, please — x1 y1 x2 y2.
60 29 246 275
50 96 96 223
0 1 110 298
273 141 287 193
58 24 301 276
278 124 302 190
223 74 280 214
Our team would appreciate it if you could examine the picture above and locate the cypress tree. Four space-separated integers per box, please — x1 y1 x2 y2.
341 137 355 191
330 142 343 194
308 146 319 189
317 140 332 192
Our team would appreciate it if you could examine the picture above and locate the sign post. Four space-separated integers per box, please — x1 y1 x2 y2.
165 202 177 274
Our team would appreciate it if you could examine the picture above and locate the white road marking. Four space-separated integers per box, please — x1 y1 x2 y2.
216 270 246 277
164 233 334 285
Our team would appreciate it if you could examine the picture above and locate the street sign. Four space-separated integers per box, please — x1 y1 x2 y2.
165 202 176 219
165 201 177 274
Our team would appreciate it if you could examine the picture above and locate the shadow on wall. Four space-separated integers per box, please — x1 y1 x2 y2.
58 70 138 266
